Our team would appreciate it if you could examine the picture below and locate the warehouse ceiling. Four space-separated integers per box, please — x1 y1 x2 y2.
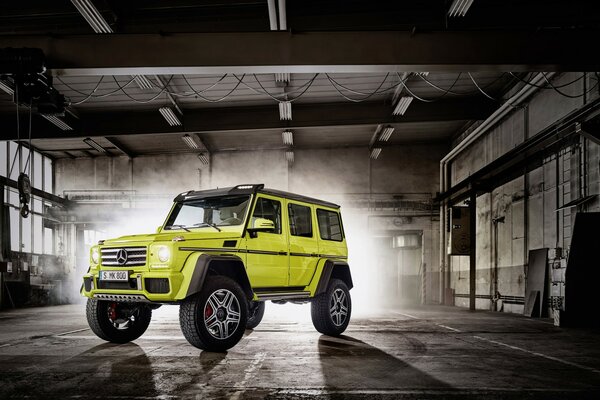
1 0 599 159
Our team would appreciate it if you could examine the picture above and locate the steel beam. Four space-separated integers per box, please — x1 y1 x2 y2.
0 31 599 75
0 98 496 140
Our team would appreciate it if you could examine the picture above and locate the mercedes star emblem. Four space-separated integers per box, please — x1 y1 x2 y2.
116 249 128 265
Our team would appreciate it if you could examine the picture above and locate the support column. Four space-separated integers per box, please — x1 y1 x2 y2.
469 190 477 311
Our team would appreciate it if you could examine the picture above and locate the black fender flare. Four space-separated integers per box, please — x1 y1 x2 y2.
185 253 253 300
315 260 353 296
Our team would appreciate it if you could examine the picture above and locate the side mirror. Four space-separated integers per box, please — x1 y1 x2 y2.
247 218 274 237
156 226 162 233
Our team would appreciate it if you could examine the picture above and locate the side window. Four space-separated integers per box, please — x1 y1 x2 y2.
288 203 313 237
252 197 281 234
317 209 343 241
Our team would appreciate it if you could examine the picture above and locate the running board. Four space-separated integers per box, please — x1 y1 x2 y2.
255 291 311 301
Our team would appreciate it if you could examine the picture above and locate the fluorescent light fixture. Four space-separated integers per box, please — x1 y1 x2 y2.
159 107 182 126
83 137 108 154
197 152 210 165
448 0 474 17
267 0 277 30
370 147 382 160
0 80 14 96
282 130 294 146
41 114 73 131
278 0 287 30
379 126 395 142
413 72 430 77
285 150 294 163
279 101 292 120
182 134 199 149
393 96 414 116
275 73 290 84
134 75 153 90
70 0 113 33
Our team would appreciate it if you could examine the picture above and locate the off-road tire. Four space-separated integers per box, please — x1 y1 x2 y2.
86 299 152 343
179 275 248 352
246 301 266 329
311 279 351 336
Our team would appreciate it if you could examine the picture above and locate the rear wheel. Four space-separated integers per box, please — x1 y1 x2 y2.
86 299 152 343
246 301 265 329
311 279 351 336
179 276 248 352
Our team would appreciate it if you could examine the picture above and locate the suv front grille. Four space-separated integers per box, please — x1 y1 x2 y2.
101 247 147 266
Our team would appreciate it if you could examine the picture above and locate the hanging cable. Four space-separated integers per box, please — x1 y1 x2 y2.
395 72 462 102
23 100 33 174
468 72 497 101
508 72 585 90
112 75 175 104
70 76 105 105
231 74 319 102
416 72 508 96
178 74 229 97
325 73 394 102
174 74 246 103
56 75 131 99
541 72 600 99
324 73 402 97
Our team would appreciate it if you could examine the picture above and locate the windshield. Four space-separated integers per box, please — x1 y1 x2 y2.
164 195 250 230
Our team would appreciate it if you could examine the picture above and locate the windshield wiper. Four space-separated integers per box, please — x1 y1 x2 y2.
193 222 222 232
165 224 191 232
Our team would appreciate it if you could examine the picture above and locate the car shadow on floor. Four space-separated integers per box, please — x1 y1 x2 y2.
317 334 452 392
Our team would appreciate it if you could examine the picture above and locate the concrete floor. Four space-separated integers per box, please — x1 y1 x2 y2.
1 303 600 399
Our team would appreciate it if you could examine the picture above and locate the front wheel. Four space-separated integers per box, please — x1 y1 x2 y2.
246 301 265 329
179 276 248 352
86 299 152 343
311 279 351 336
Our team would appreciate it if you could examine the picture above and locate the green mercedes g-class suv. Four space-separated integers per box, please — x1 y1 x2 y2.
82 184 352 351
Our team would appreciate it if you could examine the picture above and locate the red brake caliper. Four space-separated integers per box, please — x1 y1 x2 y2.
109 302 117 321
205 303 213 319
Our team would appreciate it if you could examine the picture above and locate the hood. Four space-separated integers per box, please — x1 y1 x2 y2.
101 229 242 246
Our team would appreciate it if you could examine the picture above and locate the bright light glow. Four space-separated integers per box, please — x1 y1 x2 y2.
285 150 294 163
181 134 199 149
41 115 73 131
157 246 170 262
0 80 14 96
379 126 395 142
159 107 182 126
134 75 153 90
370 147 382 160
279 101 292 120
448 0 474 17
282 130 294 146
83 138 107 154
393 96 414 116
91 248 99 264
70 0 113 33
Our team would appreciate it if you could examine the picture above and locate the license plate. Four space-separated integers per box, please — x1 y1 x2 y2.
99 270 129 281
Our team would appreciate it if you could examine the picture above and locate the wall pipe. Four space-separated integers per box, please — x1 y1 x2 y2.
438 72 556 304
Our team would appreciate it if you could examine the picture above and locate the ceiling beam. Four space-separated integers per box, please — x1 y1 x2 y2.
0 98 497 140
0 30 599 75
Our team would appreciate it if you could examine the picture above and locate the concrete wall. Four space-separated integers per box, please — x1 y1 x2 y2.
56 143 448 306
449 73 600 312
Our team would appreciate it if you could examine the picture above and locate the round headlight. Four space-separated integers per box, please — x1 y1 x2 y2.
157 246 170 263
91 248 100 264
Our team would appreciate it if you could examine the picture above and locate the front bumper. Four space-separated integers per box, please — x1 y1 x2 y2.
81 269 184 303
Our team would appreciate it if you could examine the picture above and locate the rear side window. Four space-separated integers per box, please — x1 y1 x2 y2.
288 203 313 237
252 197 281 234
317 209 343 241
